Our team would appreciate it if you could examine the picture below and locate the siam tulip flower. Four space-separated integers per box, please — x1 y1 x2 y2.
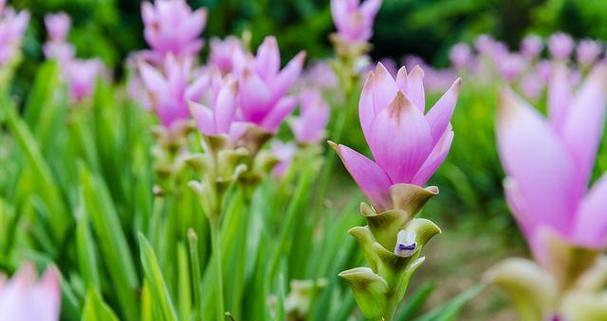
271 140 297 178
577 39 602 67
548 33 574 60
330 0 382 44
208 36 244 74
290 88 330 144
520 70 545 101
332 63 461 211
499 53 526 82
0 263 61 321
190 74 248 143
65 59 103 103
0 4 29 66
139 55 207 129
237 36 306 133
497 64 607 266
44 12 70 42
449 43 472 70
521 34 543 60
141 0 207 60
536 59 552 83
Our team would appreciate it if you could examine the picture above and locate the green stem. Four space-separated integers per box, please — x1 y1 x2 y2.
210 218 225 321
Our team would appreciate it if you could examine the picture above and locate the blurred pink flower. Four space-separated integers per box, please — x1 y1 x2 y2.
497 65 607 266
141 0 207 59
300 61 338 90
0 5 29 66
520 34 543 59
139 56 207 129
449 43 472 70
520 71 544 101
43 42 74 66
237 36 305 133
271 140 297 179
331 0 382 43
209 36 244 74
66 59 103 103
536 59 552 83
576 39 602 67
290 88 330 144
548 33 574 60
44 12 70 42
333 63 461 210
499 54 526 82
0 263 61 321
191 74 249 142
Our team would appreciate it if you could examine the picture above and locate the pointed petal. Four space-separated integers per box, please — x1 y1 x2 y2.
368 91 432 183
547 62 573 132
425 78 461 145
573 173 607 249
139 62 167 93
190 101 216 135
360 0 382 19
261 96 297 132
372 62 399 114
273 51 306 99
359 72 376 141
411 126 453 185
239 70 272 123
561 64 607 188
406 65 425 111
497 89 578 236
395 66 408 92
214 79 238 133
255 36 281 80
331 143 392 210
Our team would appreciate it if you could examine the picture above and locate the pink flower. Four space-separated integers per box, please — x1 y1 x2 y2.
0 5 29 66
331 0 382 43
271 140 297 179
520 69 545 101
290 88 330 144
237 36 305 133
66 59 103 103
44 12 70 42
548 33 574 60
449 43 472 70
576 39 602 67
43 42 74 66
141 0 207 59
520 34 543 59
139 56 207 129
209 36 244 74
333 63 461 211
0 263 61 321
191 73 248 142
499 53 526 82
497 64 607 266
300 61 338 90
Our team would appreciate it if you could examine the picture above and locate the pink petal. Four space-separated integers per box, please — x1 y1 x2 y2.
395 66 408 92
139 62 167 94
360 0 382 19
425 78 461 145
185 73 210 103
497 89 578 237
368 91 432 183
561 64 607 189
261 96 297 133
239 70 272 123
214 79 238 133
359 71 376 140
190 101 216 135
272 51 306 100
573 173 607 249
332 143 392 210
411 126 453 185
406 65 425 112
372 62 398 114
547 62 572 133
255 36 281 81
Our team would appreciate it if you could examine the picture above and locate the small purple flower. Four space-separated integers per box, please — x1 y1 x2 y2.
290 88 330 144
44 12 70 42
0 263 61 321
497 64 607 266
237 36 305 133
548 33 574 60
521 34 543 59
331 0 382 43
0 5 29 66
208 36 245 74
65 59 103 103
449 43 472 70
139 56 207 129
576 39 602 67
333 63 461 211
141 0 207 59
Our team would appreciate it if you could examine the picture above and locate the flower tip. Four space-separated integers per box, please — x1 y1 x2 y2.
411 64 425 77
327 140 339 151
452 77 463 91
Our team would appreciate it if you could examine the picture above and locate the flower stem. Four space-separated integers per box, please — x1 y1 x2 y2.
209 218 225 321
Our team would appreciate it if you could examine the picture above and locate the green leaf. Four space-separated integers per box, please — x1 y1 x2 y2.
138 233 179 321
81 290 121 321
412 285 485 321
